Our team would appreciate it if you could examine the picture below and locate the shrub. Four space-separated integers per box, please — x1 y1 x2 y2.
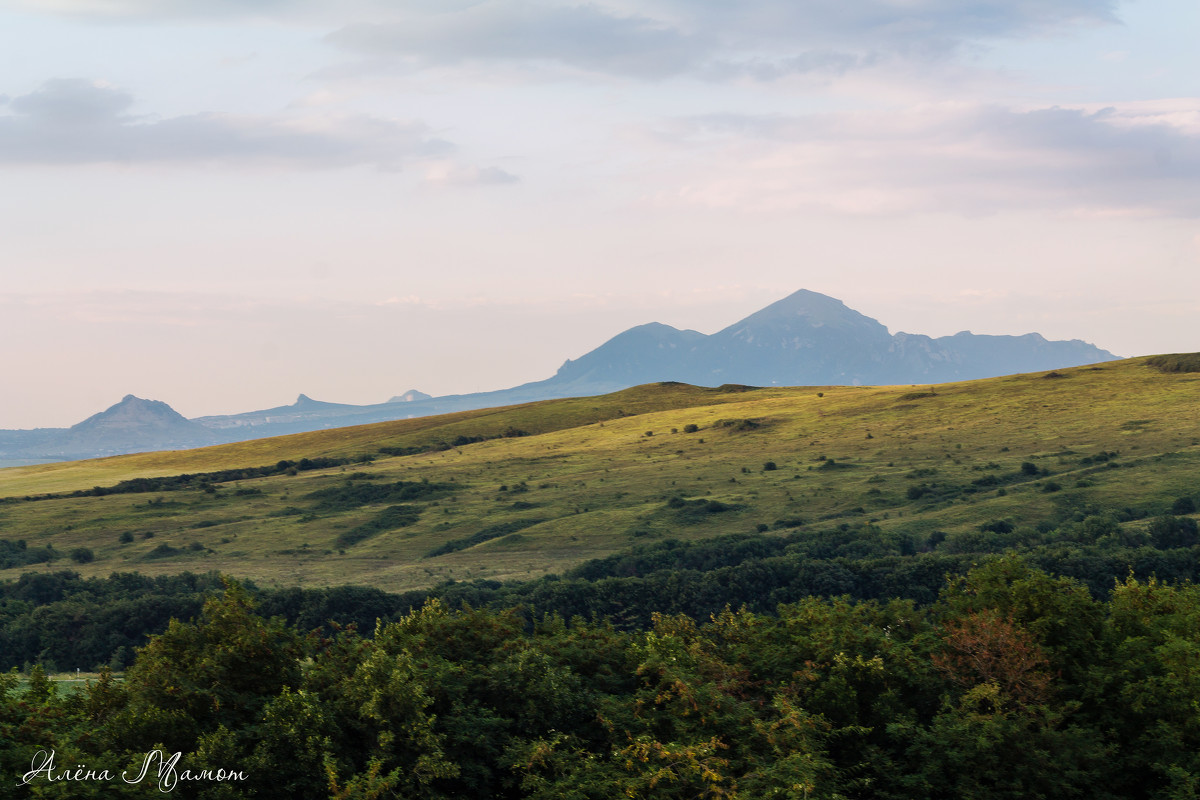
763 461 778 471
1149 515 1200 549
1145 353 1200 373
1171 497 1197 515
336 505 422 548
145 543 183 559
716 418 761 431
69 547 95 564
664 496 740 523
683 424 699 433
425 518 546 558
0 539 56 569
907 485 931 500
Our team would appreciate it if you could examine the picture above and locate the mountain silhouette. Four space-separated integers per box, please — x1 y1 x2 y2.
0 395 223 462
0 290 1120 462
537 289 1117 392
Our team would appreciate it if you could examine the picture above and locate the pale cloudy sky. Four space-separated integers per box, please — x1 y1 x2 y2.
1 0 1197 428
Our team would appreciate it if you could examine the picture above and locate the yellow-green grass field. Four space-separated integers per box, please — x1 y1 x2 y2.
2 356 1198 592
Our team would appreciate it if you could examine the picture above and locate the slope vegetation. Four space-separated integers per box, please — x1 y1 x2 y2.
1 356 1197 592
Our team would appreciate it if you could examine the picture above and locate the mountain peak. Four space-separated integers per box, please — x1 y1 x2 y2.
776 288 849 310
748 289 869 324
72 393 187 424
70 395 193 434
549 320 706 388
716 289 891 343
544 289 1116 392
389 389 433 403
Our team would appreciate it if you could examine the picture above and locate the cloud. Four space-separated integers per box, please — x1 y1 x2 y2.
422 161 520 187
10 78 134 123
0 78 454 169
654 0 1118 43
324 0 1119 80
0 0 485 23
0 0 307 20
329 4 704 79
650 101 1200 217
4 0 1121 81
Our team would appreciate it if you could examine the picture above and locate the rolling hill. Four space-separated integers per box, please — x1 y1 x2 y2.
0 354 1196 593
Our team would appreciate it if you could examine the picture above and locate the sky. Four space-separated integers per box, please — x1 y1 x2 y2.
1 0 1197 429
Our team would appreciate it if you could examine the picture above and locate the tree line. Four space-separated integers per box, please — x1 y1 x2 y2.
5 559 1200 798
4 516 1200 673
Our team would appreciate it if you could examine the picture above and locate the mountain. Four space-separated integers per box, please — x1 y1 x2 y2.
195 394 376 433
548 322 709 396
534 289 1118 391
389 390 433 403
903 330 1122 382
0 395 224 462
0 290 1120 462
685 290 897 386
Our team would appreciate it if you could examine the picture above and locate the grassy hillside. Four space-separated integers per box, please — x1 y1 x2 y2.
2 356 1198 592
0 383 753 496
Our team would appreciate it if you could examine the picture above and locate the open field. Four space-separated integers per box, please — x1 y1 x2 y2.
10 671 115 694
2 356 1198 592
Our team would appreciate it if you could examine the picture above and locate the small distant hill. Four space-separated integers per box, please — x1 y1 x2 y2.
0 395 223 461
389 390 433 403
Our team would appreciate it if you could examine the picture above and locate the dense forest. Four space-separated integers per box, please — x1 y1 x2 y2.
3 501 1199 672
5 529 1200 797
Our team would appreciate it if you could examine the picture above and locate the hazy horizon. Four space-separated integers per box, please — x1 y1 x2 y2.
2 0 1196 428
0 287 1127 429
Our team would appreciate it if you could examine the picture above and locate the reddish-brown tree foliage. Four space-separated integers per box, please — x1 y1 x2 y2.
933 609 1054 709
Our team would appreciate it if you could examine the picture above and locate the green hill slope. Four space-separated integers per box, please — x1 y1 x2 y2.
2 356 1198 592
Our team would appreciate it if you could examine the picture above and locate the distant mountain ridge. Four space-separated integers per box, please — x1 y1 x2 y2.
0 290 1119 463
539 290 1117 395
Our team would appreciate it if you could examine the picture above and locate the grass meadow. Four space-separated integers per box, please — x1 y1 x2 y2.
2 356 1197 593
